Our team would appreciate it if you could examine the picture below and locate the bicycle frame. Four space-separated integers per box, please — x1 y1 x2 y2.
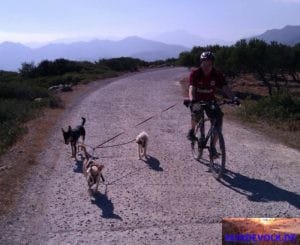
185 98 238 179
194 107 218 150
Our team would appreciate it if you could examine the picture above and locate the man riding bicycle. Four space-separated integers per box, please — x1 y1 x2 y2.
187 51 239 157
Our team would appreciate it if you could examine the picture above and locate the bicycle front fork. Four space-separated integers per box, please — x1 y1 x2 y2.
199 119 205 146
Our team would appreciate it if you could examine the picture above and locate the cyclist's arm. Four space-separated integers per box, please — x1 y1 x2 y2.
189 85 196 101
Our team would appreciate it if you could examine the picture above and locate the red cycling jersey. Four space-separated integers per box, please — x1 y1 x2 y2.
189 67 227 101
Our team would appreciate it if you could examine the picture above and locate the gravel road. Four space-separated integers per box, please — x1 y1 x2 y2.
0 67 299 244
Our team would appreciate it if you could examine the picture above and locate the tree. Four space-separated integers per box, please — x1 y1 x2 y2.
19 62 36 78
178 52 195 67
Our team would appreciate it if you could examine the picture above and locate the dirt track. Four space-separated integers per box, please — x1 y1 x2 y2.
0 67 299 244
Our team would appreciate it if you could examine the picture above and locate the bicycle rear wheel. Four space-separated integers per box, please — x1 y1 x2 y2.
191 123 204 160
209 130 226 179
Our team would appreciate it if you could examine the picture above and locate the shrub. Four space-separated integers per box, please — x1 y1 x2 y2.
237 90 300 127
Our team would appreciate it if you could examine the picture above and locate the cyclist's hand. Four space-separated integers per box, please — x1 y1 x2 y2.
183 99 190 108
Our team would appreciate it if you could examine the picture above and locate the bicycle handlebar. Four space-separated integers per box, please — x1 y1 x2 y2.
183 99 240 108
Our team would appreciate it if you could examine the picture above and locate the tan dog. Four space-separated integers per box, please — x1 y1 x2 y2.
86 164 105 193
78 145 105 193
78 144 92 175
135 131 149 159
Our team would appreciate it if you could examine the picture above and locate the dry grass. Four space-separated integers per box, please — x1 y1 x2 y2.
0 83 89 216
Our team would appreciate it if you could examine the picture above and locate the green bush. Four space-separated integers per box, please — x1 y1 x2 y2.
97 57 145 71
0 99 43 123
48 94 64 108
238 90 300 124
0 121 26 154
0 81 49 100
0 99 42 153
0 71 20 82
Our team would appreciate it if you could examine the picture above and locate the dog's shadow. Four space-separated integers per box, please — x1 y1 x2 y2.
73 153 83 173
142 155 163 171
91 190 122 220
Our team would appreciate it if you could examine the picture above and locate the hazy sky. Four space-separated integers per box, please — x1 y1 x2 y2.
0 0 299 43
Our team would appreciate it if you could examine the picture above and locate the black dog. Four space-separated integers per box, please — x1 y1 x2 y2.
62 117 86 158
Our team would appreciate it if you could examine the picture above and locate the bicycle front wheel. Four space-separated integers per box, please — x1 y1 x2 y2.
209 130 226 179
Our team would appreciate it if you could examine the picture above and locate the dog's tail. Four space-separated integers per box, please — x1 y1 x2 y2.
81 117 86 126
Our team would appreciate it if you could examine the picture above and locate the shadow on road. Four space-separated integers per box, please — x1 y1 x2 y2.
142 155 163 171
198 158 210 167
91 191 122 220
197 158 213 173
73 154 83 173
219 169 300 209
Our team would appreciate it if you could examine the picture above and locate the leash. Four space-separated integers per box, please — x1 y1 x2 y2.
94 132 125 149
97 139 136 149
134 116 155 127
161 103 177 112
79 138 135 159
93 103 178 150
105 165 149 186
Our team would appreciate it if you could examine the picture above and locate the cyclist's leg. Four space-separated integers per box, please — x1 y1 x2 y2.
205 103 224 152
187 106 201 141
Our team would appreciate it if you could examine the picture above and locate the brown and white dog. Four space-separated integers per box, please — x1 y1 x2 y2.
135 131 149 159
78 145 105 193
86 164 105 193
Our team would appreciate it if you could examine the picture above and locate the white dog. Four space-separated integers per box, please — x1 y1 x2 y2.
135 131 149 159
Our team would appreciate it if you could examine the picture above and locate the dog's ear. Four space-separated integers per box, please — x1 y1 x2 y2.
98 165 104 172
61 128 65 133
68 125 72 131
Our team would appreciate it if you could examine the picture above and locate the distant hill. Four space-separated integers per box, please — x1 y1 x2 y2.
251 25 300 46
0 42 33 71
0 36 189 71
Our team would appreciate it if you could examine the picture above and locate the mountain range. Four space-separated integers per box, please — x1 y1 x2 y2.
251 25 300 46
0 36 188 71
0 25 299 71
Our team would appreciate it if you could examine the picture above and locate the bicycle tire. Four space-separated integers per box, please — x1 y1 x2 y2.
209 129 226 179
191 123 204 160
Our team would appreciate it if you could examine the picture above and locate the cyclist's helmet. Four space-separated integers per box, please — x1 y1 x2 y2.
200 51 215 62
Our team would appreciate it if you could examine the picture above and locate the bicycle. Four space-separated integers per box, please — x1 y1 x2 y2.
184 99 239 179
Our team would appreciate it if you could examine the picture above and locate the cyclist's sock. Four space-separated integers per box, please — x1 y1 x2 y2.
210 146 218 157
187 129 196 141
189 128 194 134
